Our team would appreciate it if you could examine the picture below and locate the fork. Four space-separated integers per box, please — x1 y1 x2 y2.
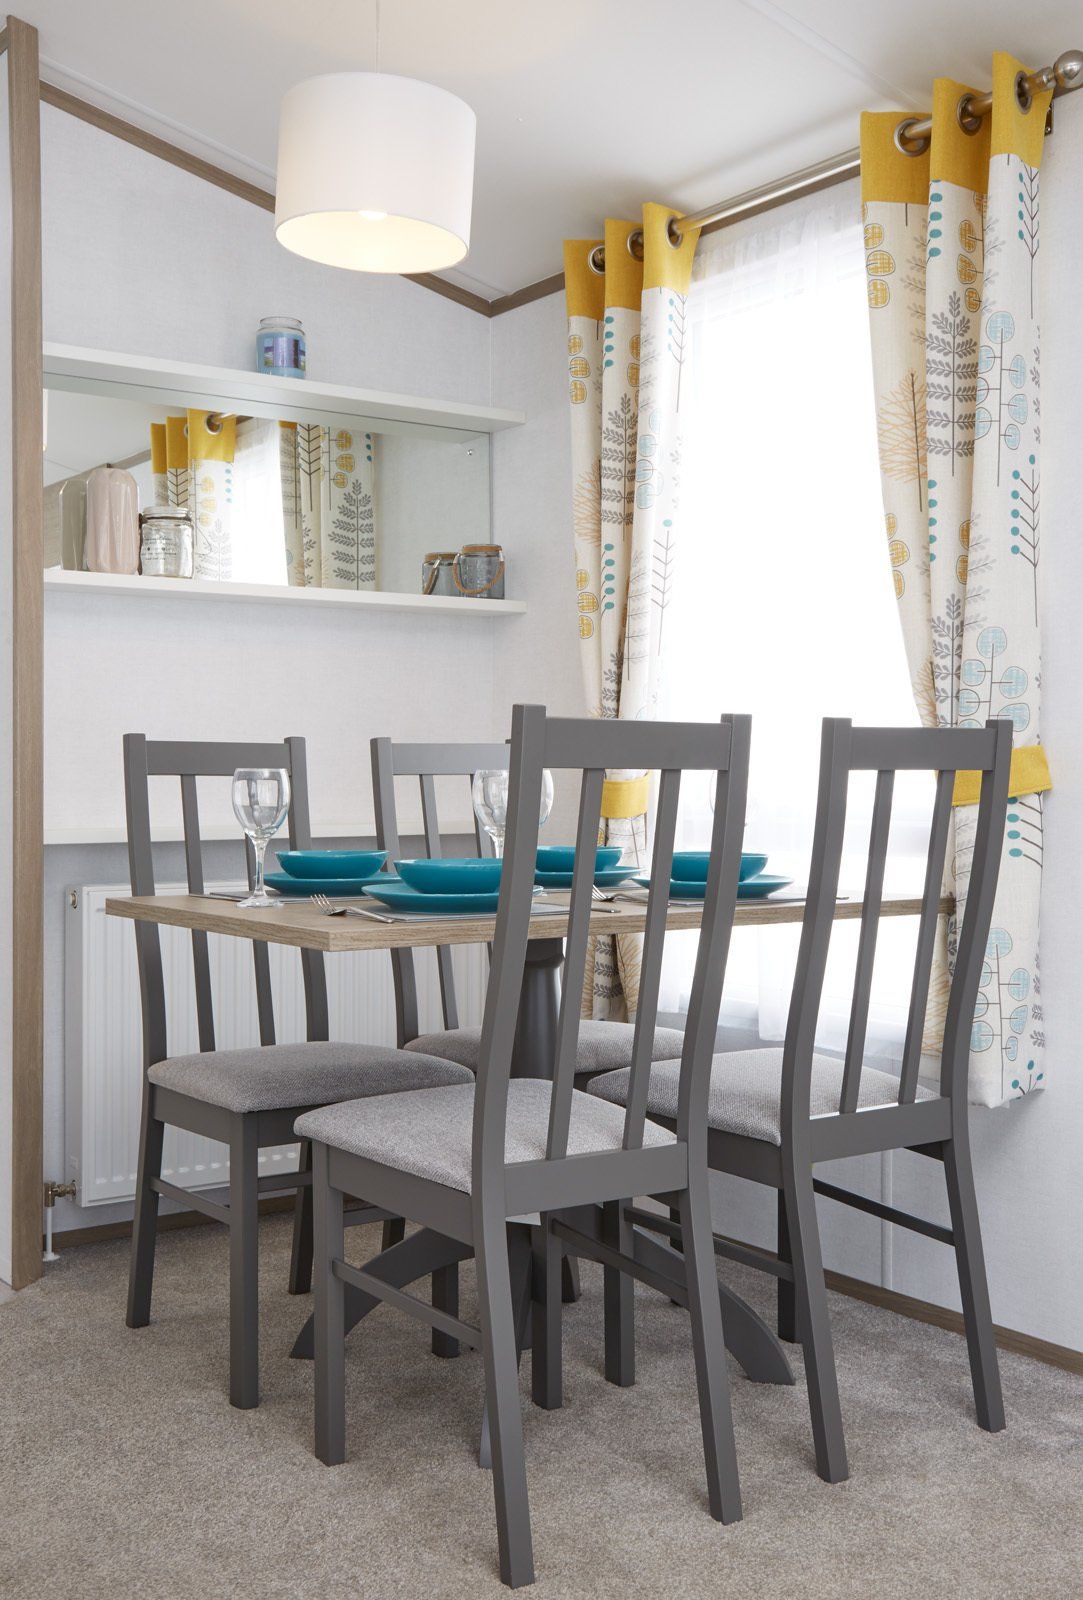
311 892 397 924
591 884 648 905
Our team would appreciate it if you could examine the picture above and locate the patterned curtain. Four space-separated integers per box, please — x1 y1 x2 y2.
281 422 377 589
148 411 237 578
564 204 700 1018
861 53 1053 1107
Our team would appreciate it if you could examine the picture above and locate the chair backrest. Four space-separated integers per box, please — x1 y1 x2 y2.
473 705 751 1194
371 736 509 1043
123 734 327 1070
781 717 1013 1131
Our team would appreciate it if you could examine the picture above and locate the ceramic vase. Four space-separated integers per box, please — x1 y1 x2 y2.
85 466 140 574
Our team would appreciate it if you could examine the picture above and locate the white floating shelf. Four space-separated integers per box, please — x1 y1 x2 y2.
43 342 525 444
44 567 526 616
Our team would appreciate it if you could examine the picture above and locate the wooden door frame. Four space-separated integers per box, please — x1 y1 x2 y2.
2 13 43 1289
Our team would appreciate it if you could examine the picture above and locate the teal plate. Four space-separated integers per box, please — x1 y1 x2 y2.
535 867 634 890
265 871 399 899
737 874 794 899
363 882 503 915
631 873 795 901
632 875 705 900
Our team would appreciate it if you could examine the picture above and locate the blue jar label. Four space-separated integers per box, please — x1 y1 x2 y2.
258 332 306 376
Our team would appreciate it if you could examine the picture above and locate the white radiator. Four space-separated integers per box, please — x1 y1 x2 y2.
64 883 488 1208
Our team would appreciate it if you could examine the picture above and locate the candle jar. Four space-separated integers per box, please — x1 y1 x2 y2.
140 505 195 579
256 316 306 378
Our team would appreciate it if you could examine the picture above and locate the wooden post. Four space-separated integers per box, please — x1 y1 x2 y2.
5 14 43 1289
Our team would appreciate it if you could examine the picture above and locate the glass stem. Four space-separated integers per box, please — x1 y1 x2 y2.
252 835 268 898
492 829 504 859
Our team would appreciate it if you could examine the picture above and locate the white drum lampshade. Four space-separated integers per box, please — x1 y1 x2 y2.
274 73 476 274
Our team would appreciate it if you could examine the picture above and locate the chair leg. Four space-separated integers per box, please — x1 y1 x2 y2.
532 1215 563 1410
313 1142 347 1465
382 1217 406 1249
783 1162 848 1484
777 1191 798 1343
943 1133 1005 1432
560 1250 581 1302
679 1178 743 1524
228 1116 261 1410
288 1138 314 1296
127 1084 165 1329
431 1261 461 1359
475 1207 535 1589
603 1200 635 1387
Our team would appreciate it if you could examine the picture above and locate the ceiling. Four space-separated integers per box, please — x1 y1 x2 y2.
16 0 1081 299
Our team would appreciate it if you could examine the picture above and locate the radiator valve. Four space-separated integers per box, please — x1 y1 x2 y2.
43 1180 77 1264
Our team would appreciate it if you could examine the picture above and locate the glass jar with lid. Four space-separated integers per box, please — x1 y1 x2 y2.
256 316 306 378
139 505 194 579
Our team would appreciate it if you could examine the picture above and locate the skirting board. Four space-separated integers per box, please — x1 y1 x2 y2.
45 1212 1083 1379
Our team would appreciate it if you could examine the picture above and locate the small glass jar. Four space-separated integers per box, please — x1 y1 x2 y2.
422 551 459 597
454 544 506 599
256 316 306 378
140 505 194 579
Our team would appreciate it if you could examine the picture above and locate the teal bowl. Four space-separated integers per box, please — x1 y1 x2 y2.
395 857 503 894
536 845 622 873
670 850 769 883
276 849 387 880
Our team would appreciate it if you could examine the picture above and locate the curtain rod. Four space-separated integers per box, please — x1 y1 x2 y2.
588 46 1083 273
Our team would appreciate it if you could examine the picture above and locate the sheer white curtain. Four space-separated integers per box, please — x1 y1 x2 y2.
660 179 931 1060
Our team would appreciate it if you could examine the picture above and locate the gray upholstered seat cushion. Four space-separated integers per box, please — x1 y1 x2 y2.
148 1041 473 1115
295 1079 675 1194
403 1019 686 1076
586 1047 934 1147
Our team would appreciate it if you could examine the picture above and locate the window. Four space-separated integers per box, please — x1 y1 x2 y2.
660 179 929 1056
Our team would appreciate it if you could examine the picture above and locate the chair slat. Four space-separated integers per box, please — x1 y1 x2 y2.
840 769 894 1114
546 767 605 1159
419 771 459 1031
898 767 954 1104
180 775 216 1055
622 766 682 1150
371 737 419 1046
287 734 328 1042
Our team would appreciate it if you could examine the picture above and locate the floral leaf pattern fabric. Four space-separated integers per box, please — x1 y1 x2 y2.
282 424 378 590
861 53 1053 1106
564 209 699 1019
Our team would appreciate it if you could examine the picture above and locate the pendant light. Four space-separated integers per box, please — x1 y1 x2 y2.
274 5 476 275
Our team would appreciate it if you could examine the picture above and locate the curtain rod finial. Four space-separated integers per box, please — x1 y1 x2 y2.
1054 49 1083 90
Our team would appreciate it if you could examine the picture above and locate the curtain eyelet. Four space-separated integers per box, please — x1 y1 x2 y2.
1014 70 1033 113
894 117 931 157
956 94 983 135
587 244 605 275
666 215 684 249
626 230 644 262
204 412 223 435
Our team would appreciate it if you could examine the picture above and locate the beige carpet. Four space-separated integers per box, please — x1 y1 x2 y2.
1 1216 1080 1600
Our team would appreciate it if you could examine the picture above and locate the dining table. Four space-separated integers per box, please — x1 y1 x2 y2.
106 886 952 1387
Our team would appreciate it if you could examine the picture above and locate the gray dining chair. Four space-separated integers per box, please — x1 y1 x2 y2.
123 734 472 1410
297 706 751 1588
370 734 688 1073
588 716 1013 1485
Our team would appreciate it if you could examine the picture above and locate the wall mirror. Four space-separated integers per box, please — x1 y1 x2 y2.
43 384 493 594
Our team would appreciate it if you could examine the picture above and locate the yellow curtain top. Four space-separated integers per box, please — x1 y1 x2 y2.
860 110 930 204
603 218 643 312
149 422 167 475
564 239 605 320
164 414 188 470
188 409 236 463
991 52 1053 168
641 202 700 294
952 742 1051 806
929 76 990 190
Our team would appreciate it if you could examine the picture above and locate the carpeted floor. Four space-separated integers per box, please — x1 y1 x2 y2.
1 1217 1080 1600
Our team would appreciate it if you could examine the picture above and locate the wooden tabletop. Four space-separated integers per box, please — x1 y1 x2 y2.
104 891 953 954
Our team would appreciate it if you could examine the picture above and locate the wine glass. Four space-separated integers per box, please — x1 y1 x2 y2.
232 768 291 908
472 767 554 857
